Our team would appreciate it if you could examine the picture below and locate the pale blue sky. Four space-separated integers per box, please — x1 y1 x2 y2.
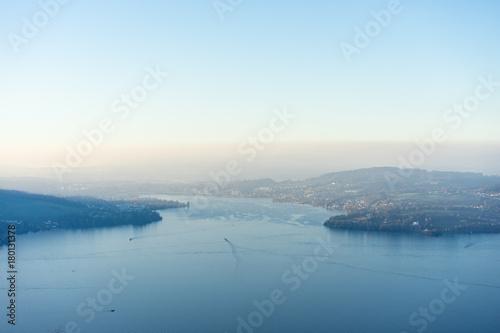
1 0 499 168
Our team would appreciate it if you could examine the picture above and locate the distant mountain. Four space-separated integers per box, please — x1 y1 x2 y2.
290 167 500 192
199 167 500 202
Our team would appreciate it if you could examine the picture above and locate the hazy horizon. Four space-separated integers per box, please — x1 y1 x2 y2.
1 141 499 185
2 1 500 186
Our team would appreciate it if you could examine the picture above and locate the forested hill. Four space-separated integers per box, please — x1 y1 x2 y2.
0 189 186 245
0 189 84 223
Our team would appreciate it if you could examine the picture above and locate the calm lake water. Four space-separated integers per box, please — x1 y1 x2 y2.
1 195 499 333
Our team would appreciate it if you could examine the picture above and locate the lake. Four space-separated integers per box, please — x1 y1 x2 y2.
1 195 499 332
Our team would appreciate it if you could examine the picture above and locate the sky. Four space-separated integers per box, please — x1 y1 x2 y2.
0 0 499 180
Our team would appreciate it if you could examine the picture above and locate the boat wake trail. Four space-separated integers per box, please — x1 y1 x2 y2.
327 261 500 290
224 238 241 264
